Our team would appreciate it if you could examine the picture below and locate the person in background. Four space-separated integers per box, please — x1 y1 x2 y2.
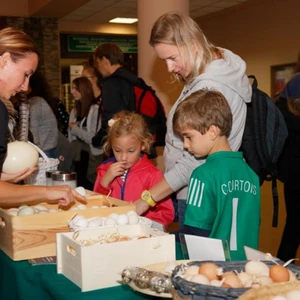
173 89 260 260
93 110 174 227
69 76 103 190
27 71 58 158
82 66 102 103
91 43 139 148
28 70 69 138
276 73 300 262
134 11 252 229
0 27 85 206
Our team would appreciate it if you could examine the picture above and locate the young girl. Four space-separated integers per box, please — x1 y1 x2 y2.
69 77 103 190
93 111 174 227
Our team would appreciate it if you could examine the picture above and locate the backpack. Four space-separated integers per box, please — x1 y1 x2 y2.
239 75 288 227
118 75 167 147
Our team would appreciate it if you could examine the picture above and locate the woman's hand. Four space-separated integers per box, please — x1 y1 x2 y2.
0 167 37 183
46 185 87 207
135 199 150 216
100 162 127 187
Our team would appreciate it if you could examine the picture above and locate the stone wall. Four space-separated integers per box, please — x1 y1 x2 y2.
1 17 60 98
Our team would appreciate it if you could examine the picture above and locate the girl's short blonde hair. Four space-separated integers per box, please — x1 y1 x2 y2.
103 111 153 156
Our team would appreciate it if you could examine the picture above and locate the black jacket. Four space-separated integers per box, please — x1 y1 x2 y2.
92 67 138 147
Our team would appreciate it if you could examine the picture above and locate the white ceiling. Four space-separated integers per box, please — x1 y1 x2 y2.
60 0 249 23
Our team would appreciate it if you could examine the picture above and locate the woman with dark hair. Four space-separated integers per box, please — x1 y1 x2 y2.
28 70 69 137
27 71 58 158
69 76 104 189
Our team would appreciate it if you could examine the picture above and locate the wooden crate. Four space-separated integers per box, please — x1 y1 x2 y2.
0 194 135 261
57 224 175 292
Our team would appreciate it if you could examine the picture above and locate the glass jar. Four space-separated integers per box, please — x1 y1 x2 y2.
52 172 77 189
46 170 65 186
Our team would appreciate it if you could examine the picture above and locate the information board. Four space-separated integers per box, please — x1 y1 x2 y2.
67 34 137 53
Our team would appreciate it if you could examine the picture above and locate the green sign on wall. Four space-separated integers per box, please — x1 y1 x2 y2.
67 35 137 53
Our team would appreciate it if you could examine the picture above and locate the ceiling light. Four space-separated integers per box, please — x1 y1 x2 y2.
109 18 138 24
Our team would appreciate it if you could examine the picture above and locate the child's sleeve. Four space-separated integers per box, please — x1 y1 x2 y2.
93 164 113 196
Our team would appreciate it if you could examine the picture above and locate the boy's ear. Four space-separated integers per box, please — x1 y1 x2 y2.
208 125 220 140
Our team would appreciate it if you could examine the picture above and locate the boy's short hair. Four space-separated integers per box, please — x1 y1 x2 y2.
173 89 232 137
94 43 124 65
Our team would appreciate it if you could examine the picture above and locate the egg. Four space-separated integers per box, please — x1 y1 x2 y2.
76 204 87 210
104 217 116 226
7 208 19 216
245 260 269 276
2 141 39 173
237 272 253 287
269 265 290 282
184 265 200 276
17 206 35 216
117 214 129 225
74 186 86 196
198 262 220 281
33 205 48 211
73 217 88 227
223 272 243 288
126 210 137 216
88 218 102 228
286 290 300 300
108 213 119 221
128 214 139 225
190 274 210 285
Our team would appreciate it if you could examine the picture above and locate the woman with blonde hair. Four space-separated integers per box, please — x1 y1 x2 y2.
69 76 103 189
135 12 252 228
94 110 174 226
0 27 85 206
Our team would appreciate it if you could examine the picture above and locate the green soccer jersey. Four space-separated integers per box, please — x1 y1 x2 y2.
184 151 261 260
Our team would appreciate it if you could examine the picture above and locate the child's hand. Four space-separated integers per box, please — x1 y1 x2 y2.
100 162 127 187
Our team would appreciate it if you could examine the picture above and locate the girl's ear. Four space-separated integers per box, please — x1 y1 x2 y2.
208 125 220 140
141 144 146 152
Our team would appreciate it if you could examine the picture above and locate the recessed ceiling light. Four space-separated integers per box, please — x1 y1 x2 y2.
109 18 138 24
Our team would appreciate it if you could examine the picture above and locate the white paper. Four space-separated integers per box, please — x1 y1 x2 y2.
183 234 227 261
244 246 279 261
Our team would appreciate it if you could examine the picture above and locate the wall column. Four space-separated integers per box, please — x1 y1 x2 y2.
137 0 189 113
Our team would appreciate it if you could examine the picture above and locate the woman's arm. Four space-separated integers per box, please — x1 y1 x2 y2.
135 177 174 215
0 181 86 207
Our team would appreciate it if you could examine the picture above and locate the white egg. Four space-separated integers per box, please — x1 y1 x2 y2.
128 214 139 225
100 205 108 208
286 291 300 300
76 204 87 210
34 208 40 213
117 214 129 225
48 208 58 213
126 210 137 216
38 210 48 214
90 205 100 209
73 218 88 227
108 213 119 220
7 208 19 216
104 217 116 226
34 205 48 211
74 186 86 196
88 218 102 228
3 141 39 173
17 206 35 216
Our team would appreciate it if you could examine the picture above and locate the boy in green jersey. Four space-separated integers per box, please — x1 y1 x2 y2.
173 89 260 260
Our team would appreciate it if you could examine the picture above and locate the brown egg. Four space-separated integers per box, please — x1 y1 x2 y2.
223 272 243 288
198 262 220 281
269 265 290 282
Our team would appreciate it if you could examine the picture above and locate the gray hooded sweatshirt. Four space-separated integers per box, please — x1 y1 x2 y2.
164 49 252 200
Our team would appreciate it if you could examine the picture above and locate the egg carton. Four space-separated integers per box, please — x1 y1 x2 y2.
68 212 152 232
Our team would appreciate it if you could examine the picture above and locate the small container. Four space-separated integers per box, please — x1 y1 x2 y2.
46 170 65 186
52 172 77 189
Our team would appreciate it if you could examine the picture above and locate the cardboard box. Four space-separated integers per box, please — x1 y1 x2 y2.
56 224 175 291
0 194 135 261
